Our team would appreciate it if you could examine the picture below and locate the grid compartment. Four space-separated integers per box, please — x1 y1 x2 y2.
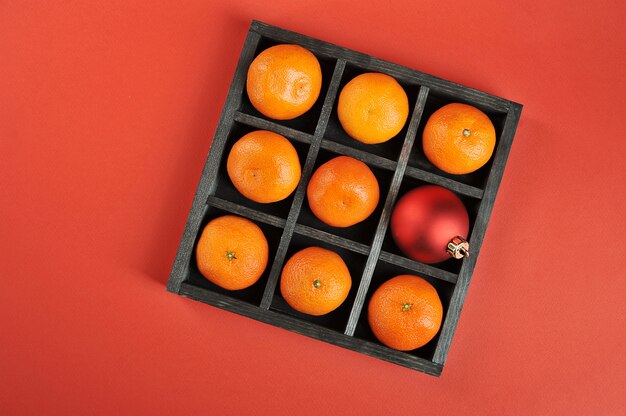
269 232 369 332
408 90 509 190
186 205 284 306
352 259 456 361
297 147 395 245
213 122 309 219
240 37 338 135
380 174 482 276
324 63 422 162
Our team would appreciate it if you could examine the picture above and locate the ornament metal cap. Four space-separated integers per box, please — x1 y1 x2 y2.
447 236 470 259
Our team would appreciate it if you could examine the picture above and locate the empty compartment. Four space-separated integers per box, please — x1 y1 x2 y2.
186 205 284 306
381 174 481 275
269 232 368 332
323 63 421 162
408 89 508 189
297 147 394 245
213 122 309 219
240 36 337 135
352 259 456 361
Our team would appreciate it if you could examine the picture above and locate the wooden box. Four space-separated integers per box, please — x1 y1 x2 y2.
166 20 522 376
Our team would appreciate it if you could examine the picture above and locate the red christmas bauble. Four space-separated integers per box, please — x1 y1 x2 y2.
390 185 469 264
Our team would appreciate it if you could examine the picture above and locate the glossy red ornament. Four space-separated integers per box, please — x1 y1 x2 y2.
390 185 469 264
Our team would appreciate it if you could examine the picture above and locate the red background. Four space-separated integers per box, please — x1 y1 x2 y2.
1 1 625 414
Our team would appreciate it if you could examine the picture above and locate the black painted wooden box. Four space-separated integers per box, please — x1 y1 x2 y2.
166 20 522 376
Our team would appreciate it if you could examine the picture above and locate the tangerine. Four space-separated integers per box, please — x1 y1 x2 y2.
227 130 301 203
422 103 496 174
280 247 352 316
368 275 443 350
306 156 380 228
337 72 409 144
196 215 268 290
246 44 322 120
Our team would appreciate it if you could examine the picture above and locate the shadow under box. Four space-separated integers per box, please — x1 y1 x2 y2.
352 259 456 362
269 232 368 333
380 174 481 275
213 122 309 219
323 63 422 162
408 89 508 189
297 147 394 245
186 205 283 306
239 36 337 135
